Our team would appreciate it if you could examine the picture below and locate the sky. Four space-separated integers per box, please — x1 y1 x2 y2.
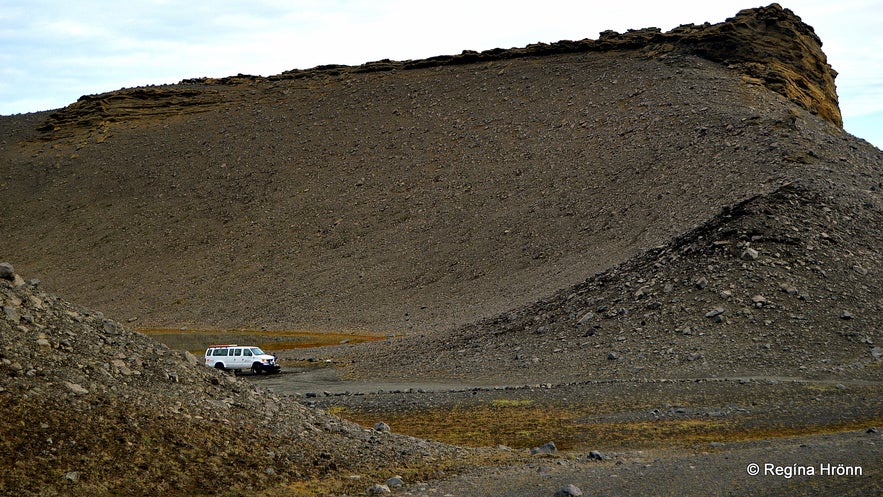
1 1 881 148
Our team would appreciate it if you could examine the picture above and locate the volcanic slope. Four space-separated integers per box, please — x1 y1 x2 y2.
1 4 882 497
328 173 883 384
0 4 863 336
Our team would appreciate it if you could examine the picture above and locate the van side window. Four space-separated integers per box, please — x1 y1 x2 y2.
243 349 253 357
213 349 228 356
233 348 242 356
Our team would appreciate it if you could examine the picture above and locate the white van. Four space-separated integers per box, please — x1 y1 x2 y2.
204 344 281 374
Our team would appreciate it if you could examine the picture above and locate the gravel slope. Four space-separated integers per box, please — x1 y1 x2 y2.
1 4 880 497
0 6 855 337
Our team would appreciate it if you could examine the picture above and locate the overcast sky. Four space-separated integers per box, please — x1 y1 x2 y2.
1 1 880 147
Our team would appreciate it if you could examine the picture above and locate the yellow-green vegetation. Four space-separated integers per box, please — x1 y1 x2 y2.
139 328 385 354
325 405 349 416
334 402 883 451
490 399 533 408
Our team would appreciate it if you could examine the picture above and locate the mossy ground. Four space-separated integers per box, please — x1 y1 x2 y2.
331 401 883 451
141 328 385 354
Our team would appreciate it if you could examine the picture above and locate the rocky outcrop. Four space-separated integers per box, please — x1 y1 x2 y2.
334 3 842 127
665 3 841 126
36 3 841 136
36 86 226 135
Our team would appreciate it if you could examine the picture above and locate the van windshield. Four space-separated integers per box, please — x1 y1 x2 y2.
250 347 266 356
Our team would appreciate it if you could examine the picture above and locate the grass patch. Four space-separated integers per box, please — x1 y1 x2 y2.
326 406 350 416
334 403 883 452
490 399 533 408
139 328 385 354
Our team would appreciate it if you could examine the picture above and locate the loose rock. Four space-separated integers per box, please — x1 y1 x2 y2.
64 382 89 396
741 248 759 260
0 263 14 281
554 484 584 496
386 476 404 488
531 441 558 455
2 306 20 324
367 483 391 495
705 308 726 318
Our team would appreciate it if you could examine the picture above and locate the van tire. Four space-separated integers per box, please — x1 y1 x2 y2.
251 363 263 375
214 363 225 371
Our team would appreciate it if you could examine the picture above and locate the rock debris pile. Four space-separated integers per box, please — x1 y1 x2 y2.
0 263 464 496
333 180 881 384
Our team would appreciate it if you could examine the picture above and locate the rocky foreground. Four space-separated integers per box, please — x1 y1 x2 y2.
4 254 880 495
0 263 485 496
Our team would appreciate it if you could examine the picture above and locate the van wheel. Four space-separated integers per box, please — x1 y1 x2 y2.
214 363 226 371
251 363 263 375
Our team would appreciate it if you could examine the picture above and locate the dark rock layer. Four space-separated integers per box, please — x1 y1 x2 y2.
36 4 841 136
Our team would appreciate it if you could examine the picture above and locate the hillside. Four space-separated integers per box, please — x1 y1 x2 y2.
1 4 882 496
328 176 882 383
0 263 479 496
0 4 862 336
